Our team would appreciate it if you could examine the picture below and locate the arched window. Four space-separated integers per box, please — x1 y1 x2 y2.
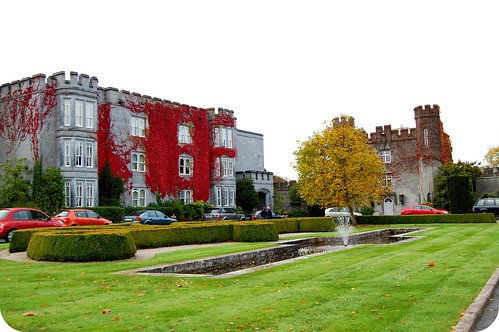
423 128 429 146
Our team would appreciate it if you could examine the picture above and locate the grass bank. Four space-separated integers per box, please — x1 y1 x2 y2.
0 224 498 331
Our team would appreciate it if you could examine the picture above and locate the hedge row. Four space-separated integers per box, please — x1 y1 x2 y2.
272 217 336 233
9 221 280 261
356 213 497 224
26 230 137 262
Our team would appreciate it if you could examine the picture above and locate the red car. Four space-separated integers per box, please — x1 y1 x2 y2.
0 208 64 242
53 209 112 226
400 204 450 215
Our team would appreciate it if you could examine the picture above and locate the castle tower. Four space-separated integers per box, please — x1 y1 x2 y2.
414 104 443 165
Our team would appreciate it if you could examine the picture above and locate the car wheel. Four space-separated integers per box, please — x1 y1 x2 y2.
5 229 14 243
144 221 151 225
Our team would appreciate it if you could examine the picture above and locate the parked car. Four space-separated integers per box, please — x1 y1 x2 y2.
400 204 450 215
325 207 362 217
0 207 64 242
473 198 499 216
203 207 246 221
249 210 287 220
122 210 177 225
52 209 112 226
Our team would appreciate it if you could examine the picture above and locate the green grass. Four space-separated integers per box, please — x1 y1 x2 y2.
1 224 498 331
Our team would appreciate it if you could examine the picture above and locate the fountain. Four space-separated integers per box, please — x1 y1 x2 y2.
335 215 354 246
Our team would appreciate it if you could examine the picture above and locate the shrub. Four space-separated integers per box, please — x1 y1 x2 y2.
356 213 496 224
232 221 279 242
26 230 137 262
272 217 335 233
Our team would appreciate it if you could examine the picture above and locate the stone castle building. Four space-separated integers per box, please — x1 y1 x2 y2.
0 71 274 209
367 104 452 215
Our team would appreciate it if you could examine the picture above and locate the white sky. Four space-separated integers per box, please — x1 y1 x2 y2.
1 0 498 180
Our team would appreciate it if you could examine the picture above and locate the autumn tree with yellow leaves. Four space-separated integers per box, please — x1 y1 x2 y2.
293 116 390 225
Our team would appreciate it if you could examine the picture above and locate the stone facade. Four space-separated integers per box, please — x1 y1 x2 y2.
367 104 452 215
476 167 499 196
0 71 273 209
235 129 274 210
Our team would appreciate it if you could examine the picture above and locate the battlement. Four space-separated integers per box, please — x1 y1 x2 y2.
0 73 49 98
368 125 414 141
414 104 440 118
206 107 235 121
0 71 98 98
332 114 355 127
49 71 98 91
97 87 203 113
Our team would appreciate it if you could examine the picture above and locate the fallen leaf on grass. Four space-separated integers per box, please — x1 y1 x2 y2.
428 262 436 267
23 312 38 316
102 309 112 314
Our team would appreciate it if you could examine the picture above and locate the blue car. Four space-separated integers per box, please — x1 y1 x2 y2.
122 210 177 225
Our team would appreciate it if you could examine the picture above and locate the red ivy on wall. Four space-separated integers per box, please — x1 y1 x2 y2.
0 81 57 160
98 97 237 203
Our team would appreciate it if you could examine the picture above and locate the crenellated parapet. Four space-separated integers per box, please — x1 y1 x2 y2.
0 73 51 98
332 114 355 127
414 104 440 119
368 124 415 142
97 86 202 114
47 71 98 92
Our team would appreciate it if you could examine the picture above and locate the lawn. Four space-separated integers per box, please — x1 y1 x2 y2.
0 223 498 331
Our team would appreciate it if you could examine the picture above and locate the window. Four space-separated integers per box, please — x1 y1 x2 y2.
86 182 94 207
75 100 83 127
64 140 71 167
178 125 192 144
213 126 233 148
423 128 429 146
64 181 71 207
215 186 222 206
179 156 193 175
221 157 234 177
131 152 146 172
380 150 392 163
75 181 83 207
64 99 71 126
86 103 94 128
132 189 146 207
85 142 93 167
228 187 235 206
75 141 83 167
180 190 193 204
214 158 221 177
223 187 229 206
131 116 146 137
384 173 393 187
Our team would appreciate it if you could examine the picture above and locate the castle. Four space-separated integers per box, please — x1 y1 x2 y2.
0 71 274 209
367 104 452 214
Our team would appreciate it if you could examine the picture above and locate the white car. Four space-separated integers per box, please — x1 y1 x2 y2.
325 207 362 217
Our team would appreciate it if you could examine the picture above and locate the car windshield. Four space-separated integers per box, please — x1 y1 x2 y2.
0 210 10 219
128 210 145 216
55 211 69 217
86 210 99 218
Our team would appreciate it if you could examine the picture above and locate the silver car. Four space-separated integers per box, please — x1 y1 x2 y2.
203 207 246 221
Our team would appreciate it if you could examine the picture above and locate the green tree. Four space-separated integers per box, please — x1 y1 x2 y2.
236 177 259 214
293 117 389 225
433 161 481 211
36 167 65 215
98 162 125 206
485 146 499 167
447 175 472 214
0 158 32 207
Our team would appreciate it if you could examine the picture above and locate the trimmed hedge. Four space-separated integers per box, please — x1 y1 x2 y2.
26 230 137 262
232 221 279 242
129 222 233 249
357 213 496 224
272 217 336 233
